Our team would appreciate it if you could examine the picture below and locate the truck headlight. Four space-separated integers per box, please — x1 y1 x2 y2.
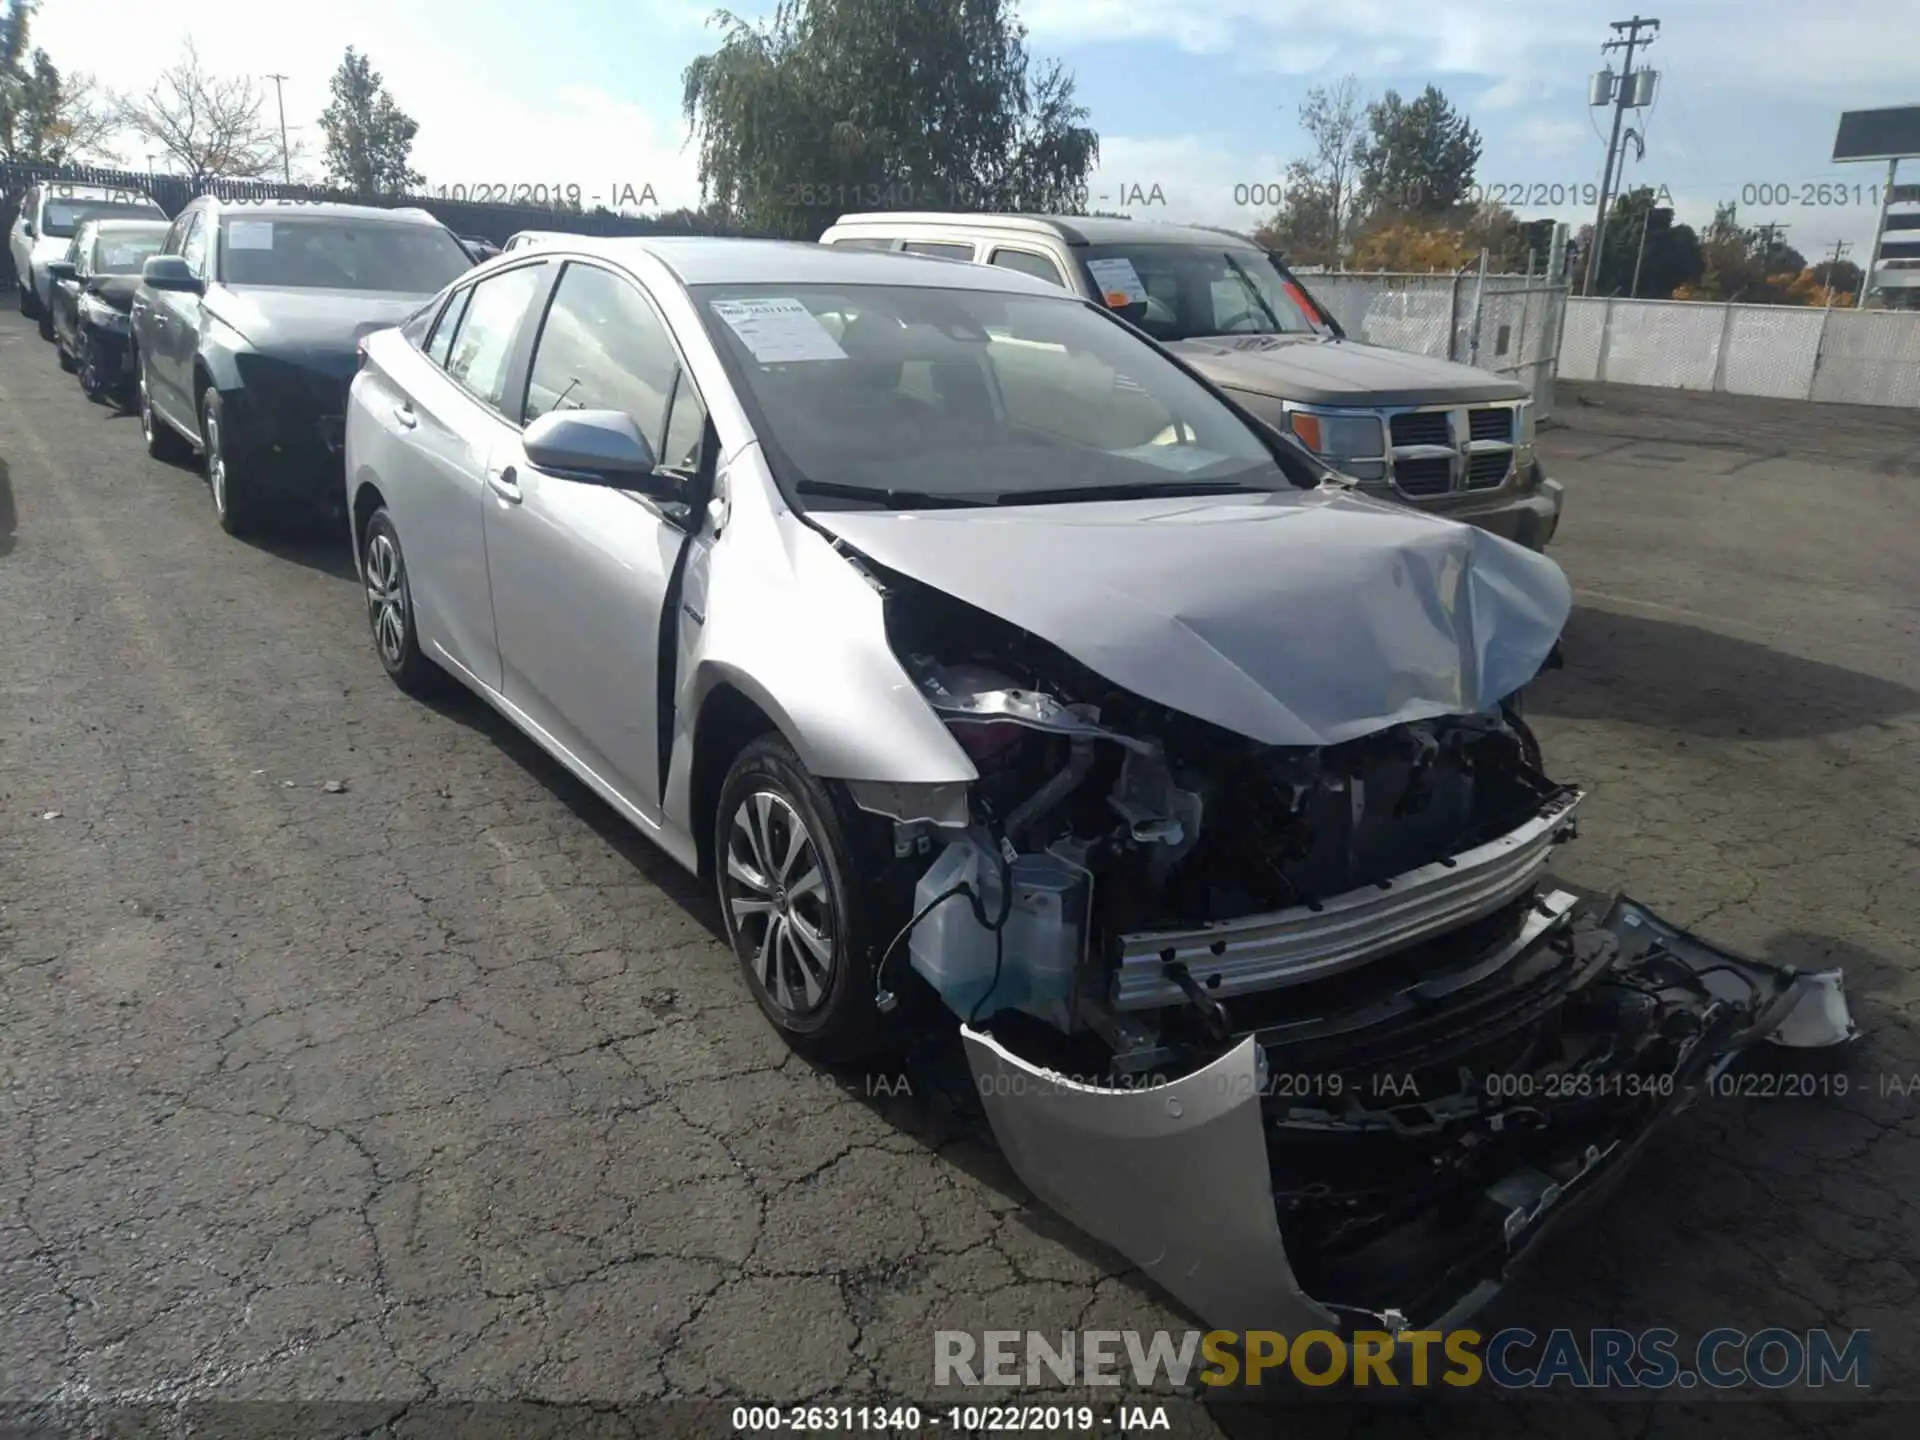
1514 401 1537 467
1283 406 1387 483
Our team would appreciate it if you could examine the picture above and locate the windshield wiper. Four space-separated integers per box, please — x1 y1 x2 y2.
791 480 992 509
998 479 1276 506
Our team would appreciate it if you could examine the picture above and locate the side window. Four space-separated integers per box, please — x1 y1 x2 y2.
901 241 974 260
829 236 896 251
989 248 1066 287
179 213 209 276
426 288 473 368
400 293 444 348
444 264 546 411
521 262 677 440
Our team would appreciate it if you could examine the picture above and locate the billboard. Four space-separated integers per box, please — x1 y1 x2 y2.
1833 105 1920 162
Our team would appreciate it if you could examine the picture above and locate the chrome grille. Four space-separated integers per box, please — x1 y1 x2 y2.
1390 411 1451 447
1468 407 1512 442
1383 401 1523 498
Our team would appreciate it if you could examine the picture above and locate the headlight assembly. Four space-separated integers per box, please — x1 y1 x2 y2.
1283 405 1388 483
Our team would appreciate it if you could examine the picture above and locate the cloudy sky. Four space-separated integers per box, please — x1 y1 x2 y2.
32 0 1920 260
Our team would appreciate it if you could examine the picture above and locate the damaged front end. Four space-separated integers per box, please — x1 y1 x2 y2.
852 571 1858 1337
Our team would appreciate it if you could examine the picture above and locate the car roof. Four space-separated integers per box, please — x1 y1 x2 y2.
196 198 444 226
508 235 1069 295
828 212 1263 249
84 218 172 234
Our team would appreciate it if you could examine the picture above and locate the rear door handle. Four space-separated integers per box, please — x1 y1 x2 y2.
487 466 522 503
393 402 417 429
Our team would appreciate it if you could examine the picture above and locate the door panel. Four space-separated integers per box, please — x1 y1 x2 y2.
483 260 694 812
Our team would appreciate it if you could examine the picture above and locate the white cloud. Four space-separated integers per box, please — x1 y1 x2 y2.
1088 135 1290 229
31 1 705 212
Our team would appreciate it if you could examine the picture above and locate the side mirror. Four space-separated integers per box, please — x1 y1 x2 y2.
45 260 76 281
142 255 203 294
523 409 673 495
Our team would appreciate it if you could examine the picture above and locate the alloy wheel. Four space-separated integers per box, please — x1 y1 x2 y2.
364 531 408 666
722 790 837 1016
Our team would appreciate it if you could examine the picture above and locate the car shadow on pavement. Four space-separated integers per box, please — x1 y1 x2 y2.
1530 604 1920 740
0 454 16 560
254 523 358 582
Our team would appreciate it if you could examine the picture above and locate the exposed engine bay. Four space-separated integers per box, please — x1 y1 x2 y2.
852 569 1859 1336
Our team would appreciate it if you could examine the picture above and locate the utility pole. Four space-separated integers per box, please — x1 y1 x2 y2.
264 73 292 182
1629 201 1653 297
1584 15 1660 297
1753 221 1788 270
1823 239 1852 306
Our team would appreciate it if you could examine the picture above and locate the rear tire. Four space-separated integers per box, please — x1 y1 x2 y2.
37 307 54 341
18 280 37 317
715 736 896 1063
360 507 451 698
138 357 192 462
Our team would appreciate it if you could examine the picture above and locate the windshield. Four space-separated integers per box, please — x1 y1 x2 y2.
1076 243 1329 343
216 218 474 292
92 229 169 275
40 197 164 239
693 282 1312 508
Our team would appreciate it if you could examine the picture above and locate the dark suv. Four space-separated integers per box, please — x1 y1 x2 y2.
131 197 475 537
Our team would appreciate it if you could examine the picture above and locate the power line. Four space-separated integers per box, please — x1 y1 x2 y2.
1583 15 1660 296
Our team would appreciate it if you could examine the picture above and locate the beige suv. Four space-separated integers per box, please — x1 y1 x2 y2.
819 212 1563 550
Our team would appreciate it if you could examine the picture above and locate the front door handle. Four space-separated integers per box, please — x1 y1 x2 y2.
393 402 417 429
487 466 522 503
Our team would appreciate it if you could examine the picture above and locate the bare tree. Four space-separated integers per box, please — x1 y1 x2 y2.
116 38 279 178
1254 76 1366 267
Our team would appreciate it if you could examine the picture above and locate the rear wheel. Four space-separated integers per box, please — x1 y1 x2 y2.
361 507 450 698
37 307 54 342
18 280 37 317
716 736 894 1063
138 357 192 461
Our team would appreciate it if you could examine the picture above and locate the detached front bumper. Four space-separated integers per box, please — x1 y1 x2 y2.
963 892 1855 1337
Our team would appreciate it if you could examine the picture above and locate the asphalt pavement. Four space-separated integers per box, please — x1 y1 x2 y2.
2 311 1916 1436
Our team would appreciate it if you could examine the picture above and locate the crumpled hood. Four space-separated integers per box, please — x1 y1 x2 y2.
814 486 1572 747
1170 335 1527 408
203 287 430 365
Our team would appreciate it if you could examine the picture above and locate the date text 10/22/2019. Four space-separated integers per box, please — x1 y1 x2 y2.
428 182 660 209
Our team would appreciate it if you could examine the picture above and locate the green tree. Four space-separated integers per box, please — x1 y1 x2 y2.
1353 84 1481 219
1584 187 1703 297
1255 75 1365 266
319 48 423 197
681 0 1098 240
0 1 116 165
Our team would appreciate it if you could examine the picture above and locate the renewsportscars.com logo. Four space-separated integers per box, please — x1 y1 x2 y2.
934 1327 1873 1391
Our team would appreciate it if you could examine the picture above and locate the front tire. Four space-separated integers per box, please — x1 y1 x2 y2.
138 357 192 461
37 306 54 342
360 507 450 698
716 736 893 1063
56 337 76 373
202 388 266 537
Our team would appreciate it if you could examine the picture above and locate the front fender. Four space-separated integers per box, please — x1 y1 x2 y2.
680 452 976 787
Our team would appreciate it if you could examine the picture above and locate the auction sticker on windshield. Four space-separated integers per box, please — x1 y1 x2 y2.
1087 256 1148 307
710 297 848 363
227 221 275 250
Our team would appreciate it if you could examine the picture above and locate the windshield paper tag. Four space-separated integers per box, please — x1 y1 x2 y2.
709 297 847 363
226 221 275 250
1086 257 1148 307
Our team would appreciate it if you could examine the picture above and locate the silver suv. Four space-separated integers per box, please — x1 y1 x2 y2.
820 212 1564 549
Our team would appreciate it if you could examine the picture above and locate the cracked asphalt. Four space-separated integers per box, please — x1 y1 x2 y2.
2 306 1916 1438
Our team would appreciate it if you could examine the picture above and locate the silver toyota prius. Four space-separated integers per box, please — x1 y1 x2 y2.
345 237 1854 1339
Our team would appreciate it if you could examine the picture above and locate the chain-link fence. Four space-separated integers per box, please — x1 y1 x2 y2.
1295 267 1568 419
1557 296 1920 408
